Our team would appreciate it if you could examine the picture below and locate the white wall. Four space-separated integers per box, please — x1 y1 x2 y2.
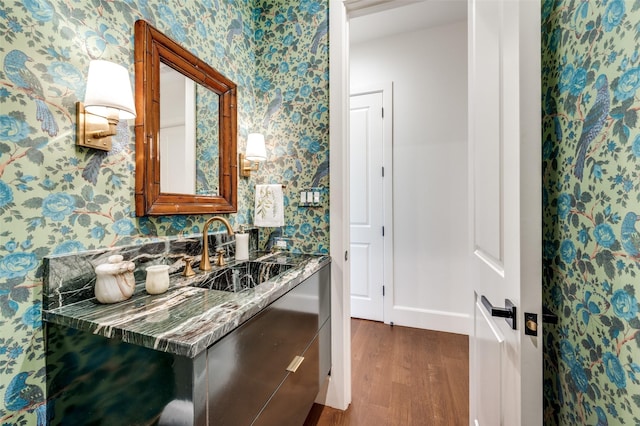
350 20 471 335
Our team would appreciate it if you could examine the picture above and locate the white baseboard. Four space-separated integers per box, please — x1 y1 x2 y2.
387 305 471 335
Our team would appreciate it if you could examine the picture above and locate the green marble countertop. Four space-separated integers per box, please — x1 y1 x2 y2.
44 253 331 358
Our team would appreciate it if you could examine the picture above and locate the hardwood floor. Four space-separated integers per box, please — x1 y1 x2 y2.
304 319 469 426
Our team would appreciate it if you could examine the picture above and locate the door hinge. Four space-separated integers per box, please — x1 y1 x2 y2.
382 107 384 118
383 286 385 296
382 226 385 237
382 166 385 177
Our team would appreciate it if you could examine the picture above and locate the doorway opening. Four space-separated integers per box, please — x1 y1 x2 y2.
347 2 469 335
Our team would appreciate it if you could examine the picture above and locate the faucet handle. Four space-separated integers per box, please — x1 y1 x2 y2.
183 256 195 277
215 249 226 267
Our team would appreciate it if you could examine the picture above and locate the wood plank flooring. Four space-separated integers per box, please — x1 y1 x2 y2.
304 319 469 426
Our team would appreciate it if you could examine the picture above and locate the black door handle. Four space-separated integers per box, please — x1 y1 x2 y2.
481 295 517 330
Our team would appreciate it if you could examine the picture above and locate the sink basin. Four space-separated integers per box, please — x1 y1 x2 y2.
189 261 293 292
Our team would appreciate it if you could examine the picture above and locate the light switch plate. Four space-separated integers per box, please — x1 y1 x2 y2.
298 187 324 207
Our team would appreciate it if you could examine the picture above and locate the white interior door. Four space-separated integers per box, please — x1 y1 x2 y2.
468 1 542 425
350 92 384 321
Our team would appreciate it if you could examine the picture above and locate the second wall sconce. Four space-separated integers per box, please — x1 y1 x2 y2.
240 133 267 177
76 60 136 151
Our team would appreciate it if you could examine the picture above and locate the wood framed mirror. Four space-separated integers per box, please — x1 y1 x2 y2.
134 20 237 216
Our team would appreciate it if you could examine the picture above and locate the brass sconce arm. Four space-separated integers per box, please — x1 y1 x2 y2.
76 102 120 151
239 153 260 177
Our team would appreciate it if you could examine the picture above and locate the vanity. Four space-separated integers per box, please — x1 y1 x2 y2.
43 235 331 425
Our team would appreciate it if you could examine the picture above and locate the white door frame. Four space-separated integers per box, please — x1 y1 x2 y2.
325 0 351 410
326 0 392 410
350 84 394 324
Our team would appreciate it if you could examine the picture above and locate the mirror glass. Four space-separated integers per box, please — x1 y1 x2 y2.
135 20 237 216
159 64 220 196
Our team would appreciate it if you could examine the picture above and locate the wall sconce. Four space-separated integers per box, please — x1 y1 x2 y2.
76 60 136 151
240 133 267 177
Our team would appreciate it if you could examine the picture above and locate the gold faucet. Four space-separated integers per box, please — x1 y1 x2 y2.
200 216 235 271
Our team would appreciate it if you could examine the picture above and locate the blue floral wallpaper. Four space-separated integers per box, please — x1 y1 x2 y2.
253 0 330 253
543 0 640 424
0 0 328 424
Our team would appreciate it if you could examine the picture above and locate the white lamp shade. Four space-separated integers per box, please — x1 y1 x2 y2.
245 133 267 162
84 60 136 120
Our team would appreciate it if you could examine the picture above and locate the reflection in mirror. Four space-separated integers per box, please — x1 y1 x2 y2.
135 19 237 216
159 64 220 196
160 63 196 194
194 78 220 195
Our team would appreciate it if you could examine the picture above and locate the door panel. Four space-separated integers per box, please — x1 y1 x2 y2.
468 1 542 425
350 92 384 321
472 0 503 264
350 106 370 226
474 299 503 426
349 243 370 297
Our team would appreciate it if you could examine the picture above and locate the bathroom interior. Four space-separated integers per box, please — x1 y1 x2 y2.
4 1 640 425
0 0 473 425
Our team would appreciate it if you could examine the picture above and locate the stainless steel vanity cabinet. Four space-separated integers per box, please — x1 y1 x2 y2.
206 263 331 425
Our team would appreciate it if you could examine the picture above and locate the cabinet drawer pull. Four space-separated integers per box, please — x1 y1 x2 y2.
286 355 304 373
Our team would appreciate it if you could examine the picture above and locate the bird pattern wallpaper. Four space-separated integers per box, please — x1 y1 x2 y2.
0 0 328 424
542 0 640 424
